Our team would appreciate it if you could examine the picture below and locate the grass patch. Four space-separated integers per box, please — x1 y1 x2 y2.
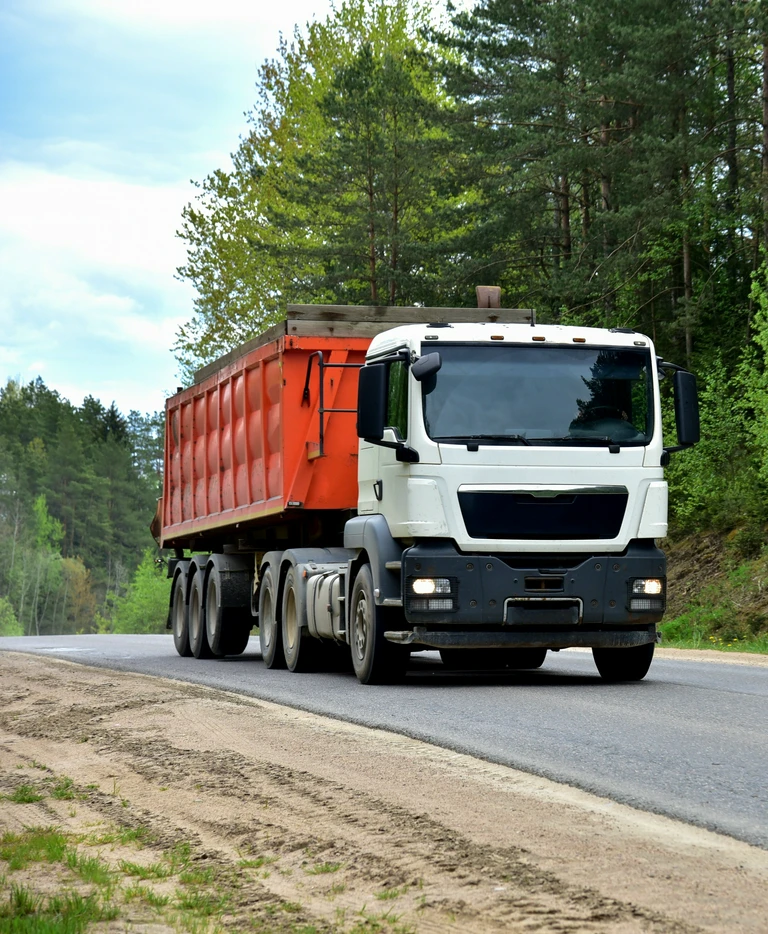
174 889 230 916
84 825 151 848
375 885 408 901
63 850 112 887
0 885 117 934
0 829 68 870
6 785 44 805
164 842 192 873
178 866 216 886
117 859 171 881
123 883 169 909
50 780 76 802
305 861 341 875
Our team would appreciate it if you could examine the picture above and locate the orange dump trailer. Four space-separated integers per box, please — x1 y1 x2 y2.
158 321 371 552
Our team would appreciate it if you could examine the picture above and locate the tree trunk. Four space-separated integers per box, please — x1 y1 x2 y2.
553 177 562 271
725 16 738 280
561 173 572 262
762 37 768 249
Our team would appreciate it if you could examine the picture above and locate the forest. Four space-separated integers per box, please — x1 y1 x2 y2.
0 379 167 636
4 0 768 645
175 0 768 648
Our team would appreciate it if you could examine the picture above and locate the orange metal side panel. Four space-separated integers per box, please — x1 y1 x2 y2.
161 334 370 546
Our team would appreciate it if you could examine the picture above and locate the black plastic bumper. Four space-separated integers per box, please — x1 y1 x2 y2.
398 539 665 647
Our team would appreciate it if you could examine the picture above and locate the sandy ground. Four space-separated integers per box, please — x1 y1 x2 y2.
1 651 766 934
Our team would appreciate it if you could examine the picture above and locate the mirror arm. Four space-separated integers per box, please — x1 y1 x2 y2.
661 443 694 466
363 437 420 463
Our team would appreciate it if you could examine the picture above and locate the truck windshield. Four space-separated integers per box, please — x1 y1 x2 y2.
422 344 654 446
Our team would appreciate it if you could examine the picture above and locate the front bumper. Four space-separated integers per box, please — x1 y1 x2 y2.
396 539 665 649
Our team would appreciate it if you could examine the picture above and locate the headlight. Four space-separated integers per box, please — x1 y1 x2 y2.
629 578 665 612
411 578 452 595
407 577 458 612
632 578 663 595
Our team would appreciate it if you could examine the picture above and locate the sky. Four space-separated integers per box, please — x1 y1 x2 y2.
0 0 335 416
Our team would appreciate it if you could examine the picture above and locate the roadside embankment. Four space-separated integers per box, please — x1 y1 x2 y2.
1 652 767 934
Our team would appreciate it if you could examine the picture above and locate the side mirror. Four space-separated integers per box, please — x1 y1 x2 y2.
673 370 700 446
357 364 387 440
411 352 442 382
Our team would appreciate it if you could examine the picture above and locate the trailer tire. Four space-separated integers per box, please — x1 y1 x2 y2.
281 566 316 672
258 565 285 669
205 566 251 657
592 642 654 682
350 564 407 685
189 568 213 659
171 570 192 657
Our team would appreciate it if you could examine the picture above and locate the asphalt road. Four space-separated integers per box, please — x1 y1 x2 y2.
2 634 766 850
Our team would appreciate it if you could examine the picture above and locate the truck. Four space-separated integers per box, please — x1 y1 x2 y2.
154 298 700 684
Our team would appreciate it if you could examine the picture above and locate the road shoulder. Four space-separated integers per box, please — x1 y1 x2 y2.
1 651 766 934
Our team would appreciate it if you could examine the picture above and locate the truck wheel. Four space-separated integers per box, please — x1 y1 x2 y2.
258 565 285 669
350 565 407 685
171 571 192 657
281 566 316 672
205 568 225 657
592 642 654 682
188 568 213 659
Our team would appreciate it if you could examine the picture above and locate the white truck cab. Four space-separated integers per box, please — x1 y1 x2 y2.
345 317 699 683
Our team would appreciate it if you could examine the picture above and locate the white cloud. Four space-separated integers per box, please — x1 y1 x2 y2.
0 162 192 413
35 0 331 33
0 162 189 280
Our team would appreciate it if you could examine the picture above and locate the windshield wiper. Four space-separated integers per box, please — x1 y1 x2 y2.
532 436 616 446
436 434 531 446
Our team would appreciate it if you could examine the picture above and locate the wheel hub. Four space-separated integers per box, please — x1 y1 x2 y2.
354 593 369 661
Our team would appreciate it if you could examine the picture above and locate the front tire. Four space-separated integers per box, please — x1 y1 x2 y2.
258 565 285 669
350 565 407 685
592 642 654 682
171 571 192 657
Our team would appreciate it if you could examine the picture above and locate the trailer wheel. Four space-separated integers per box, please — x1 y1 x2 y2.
171 571 192 657
350 564 407 685
189 568 213 659
592 642 654 682
281 566 316 672
205 570 225 657
258 565 285 669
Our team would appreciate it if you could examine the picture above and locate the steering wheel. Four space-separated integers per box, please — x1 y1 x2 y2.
587 405 624 420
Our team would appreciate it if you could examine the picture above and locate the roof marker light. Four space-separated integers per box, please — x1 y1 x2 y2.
573 337 586 343
532 335 545 341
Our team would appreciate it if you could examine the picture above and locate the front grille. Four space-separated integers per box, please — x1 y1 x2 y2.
458 491 628 540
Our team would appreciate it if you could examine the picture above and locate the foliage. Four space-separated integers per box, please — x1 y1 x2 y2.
175 0 452 379
0 379 165 634
661 544 768 650
0 596 22 636
103 550 171 635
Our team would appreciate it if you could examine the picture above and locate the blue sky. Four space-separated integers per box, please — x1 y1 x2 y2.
0 0 333 416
